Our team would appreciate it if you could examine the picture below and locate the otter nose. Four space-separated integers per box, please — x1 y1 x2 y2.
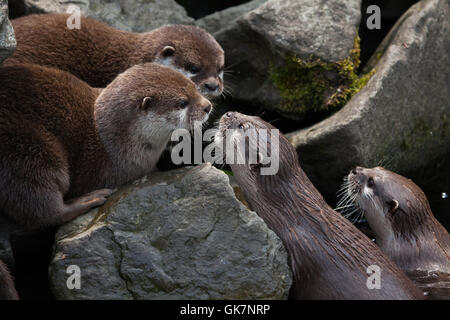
205 81 219 91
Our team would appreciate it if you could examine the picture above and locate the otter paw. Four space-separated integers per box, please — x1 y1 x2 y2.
81 188 114 207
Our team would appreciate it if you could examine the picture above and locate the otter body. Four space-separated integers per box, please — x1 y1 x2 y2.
0 260 18 300
0 63 211 230
217 112 423 300
6 14 224 96
347 167 450 297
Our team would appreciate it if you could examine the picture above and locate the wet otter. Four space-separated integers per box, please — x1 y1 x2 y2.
216 112 423 299
0 63 212 230
6 13 224 96
345 166 450 298
0 260 18 300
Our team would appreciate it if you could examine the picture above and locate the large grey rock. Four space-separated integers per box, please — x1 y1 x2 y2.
288 0 450 205
19 0 194 32
196 0 267 34
0 0 16 63
49 164 292 299
214 0 363 120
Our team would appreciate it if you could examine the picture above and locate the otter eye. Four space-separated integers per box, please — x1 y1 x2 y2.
187 64 200 74
178 100 189 109
367 177 375 188
238 124 244 130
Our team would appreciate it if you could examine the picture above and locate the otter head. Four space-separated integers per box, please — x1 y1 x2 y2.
140 25 225 98
95 63 212 168
347 166 431 242
215 112 298 198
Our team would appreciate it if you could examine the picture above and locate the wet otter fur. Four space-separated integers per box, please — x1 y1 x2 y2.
216 112 424 300
345 167 450 297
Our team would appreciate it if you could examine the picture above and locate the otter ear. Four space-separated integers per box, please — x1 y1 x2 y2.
387 199 399 215
161 46 175 57
141 97 152 110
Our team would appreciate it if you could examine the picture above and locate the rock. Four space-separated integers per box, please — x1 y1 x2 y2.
0 0 16 63
17 0 194 32
196 0 267 34
49 164 292 299
288 0 450 206
214 0 364 120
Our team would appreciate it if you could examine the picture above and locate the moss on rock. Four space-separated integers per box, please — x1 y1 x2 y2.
270 35 375 117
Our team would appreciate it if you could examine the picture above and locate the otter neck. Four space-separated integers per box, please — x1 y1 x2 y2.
93 90 167 187
97 30 142 83
127 31 161 66
365 205 450 272
235 167 344 277
362 209 396 248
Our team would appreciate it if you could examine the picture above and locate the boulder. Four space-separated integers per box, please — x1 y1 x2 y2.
0 0 16 63
49 164 292 299
288 0 450 206
214 0 365 120
16 0 194 32
196 0 267 34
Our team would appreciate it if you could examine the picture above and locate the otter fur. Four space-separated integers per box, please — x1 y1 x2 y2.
216 112 424 300
0 63 212 230
6 13 225 96
346 167 450 285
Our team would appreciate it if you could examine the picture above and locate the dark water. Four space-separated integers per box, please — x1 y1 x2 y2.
408 270 450 300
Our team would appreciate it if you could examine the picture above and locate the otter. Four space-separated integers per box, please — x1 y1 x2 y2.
215 112 423 299
0 63 212 230
345 167 450 297
0 260 18 300
6 13 224 97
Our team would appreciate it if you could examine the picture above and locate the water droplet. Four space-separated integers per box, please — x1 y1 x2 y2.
441 192 448 199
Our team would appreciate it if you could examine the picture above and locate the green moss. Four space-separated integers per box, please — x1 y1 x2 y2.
270 35 375 116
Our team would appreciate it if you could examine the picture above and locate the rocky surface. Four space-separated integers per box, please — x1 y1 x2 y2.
196 0 267 34
15 0 194 32
213 0 363 120
0 0 15 63
49 164 292 299
288 0 450 206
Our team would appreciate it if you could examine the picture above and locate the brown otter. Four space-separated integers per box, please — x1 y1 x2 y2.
345 167 450 296
216 112 423 299
0 63 212 230
0 260 18 300
5 13 224 96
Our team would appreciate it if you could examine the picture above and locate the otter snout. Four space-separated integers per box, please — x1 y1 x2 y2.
202 98 212 114
189 96 212 125
348 166 366 194
202 77 223 97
